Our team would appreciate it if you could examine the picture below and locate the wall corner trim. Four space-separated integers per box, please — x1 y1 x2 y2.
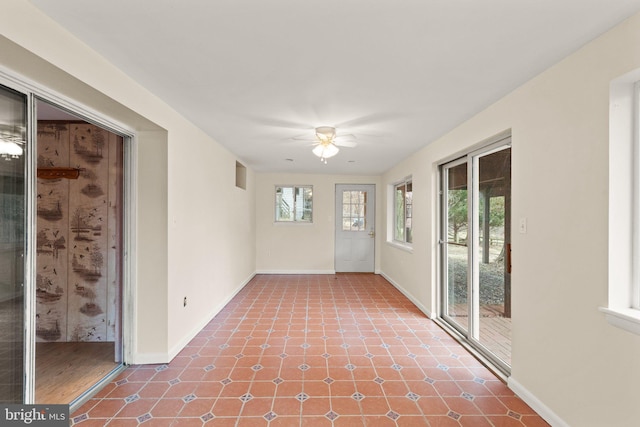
508 377 569 427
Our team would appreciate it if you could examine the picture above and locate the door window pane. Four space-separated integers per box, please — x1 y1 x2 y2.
341 190 366 231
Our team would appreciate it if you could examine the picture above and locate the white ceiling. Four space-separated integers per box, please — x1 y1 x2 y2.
29 0 640 175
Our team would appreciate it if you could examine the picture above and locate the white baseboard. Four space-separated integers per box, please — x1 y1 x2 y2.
131 352 169 365
508 377 569 427
379 271 433 318
255 269 336 275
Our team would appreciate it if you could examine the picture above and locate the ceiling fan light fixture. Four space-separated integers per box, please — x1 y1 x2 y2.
312 142 339 163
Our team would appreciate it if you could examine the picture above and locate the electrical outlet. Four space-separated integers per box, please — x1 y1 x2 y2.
183 296 187 307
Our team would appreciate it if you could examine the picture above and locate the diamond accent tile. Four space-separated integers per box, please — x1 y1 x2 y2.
155 365 168 372
273 377 284 385
252 364 263 371
169 378 181 385
391 364 403 371
295 392 309 402
395 336 403 340
219 344 229 349
325 411 339 421
137 413 152 423
461 392 475 401
221 378 232 385
345 364 356 371
201 413 214 422
406 392 420 401
183 394 197 403
473 377 486 384
323 377 334 384
235 353 244 359
386 410 400 420
407 353 417 359
204 365 215 372
72 414 88 424
381 343 390 348
437 364 449 371
351 392 365 401
261 343 270 349
508 410 522 420
124 393 140 403
450 353 459 359
245 336 253 340
239 393 253 402
374 377 385 384
321 353 331 359
279 353 288 359
191 354 200 359
447 411 461 420
298 364 310 371
420 344 430 349
284 335 291 340
340 343 350 349
424 377 435 384
365 353 374 359
321 336 329 340
264 411 277 421
115 379 128 386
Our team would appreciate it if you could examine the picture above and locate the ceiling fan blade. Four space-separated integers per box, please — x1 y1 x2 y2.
334 140 357 148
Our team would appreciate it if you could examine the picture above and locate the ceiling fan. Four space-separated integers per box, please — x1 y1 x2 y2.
294 126 358 164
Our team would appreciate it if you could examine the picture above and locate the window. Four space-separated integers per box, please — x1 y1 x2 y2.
275 186 312 222
602 71 640 335
393 178 413 244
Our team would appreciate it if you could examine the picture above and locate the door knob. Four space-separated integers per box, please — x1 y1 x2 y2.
368 230 375 237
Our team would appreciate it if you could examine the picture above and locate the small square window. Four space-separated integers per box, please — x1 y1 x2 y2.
275 186 312 222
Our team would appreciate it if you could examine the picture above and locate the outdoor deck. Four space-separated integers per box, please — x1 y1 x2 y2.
448 304 511 365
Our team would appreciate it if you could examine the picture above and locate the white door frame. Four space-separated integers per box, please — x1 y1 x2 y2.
0 69 135 405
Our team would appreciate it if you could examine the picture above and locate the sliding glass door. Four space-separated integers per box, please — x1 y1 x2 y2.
440 140 511 373
0 85 28 402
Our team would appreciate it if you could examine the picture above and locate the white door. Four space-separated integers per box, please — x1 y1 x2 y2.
335 184 375 272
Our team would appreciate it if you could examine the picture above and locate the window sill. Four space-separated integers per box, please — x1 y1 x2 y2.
599 306 640 336
386 241 413 253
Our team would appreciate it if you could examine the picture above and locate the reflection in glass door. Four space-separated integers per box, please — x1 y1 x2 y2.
440 141 511 373
0 85 27 403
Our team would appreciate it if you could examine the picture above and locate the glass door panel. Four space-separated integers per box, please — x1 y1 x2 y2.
0 85 27 403
442 161 469 333
474 148 511 366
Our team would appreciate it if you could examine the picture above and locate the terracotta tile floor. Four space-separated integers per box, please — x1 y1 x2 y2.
71 274 549 426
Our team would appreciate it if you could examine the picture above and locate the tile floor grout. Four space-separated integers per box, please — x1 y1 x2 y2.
71 274 549 426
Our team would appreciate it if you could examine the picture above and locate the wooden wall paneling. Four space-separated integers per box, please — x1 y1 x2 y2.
106 133 122 343
36 123 70 342
67 123 109 342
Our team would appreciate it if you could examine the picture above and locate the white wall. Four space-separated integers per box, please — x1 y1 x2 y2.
1 0 257 364
380 12 640 427
256 173 381 273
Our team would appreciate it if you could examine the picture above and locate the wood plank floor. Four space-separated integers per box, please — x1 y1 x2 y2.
36 342 118 404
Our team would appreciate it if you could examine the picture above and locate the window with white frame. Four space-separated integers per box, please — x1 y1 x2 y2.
602 72 640 335
275 186 313 222
393 178 413 244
